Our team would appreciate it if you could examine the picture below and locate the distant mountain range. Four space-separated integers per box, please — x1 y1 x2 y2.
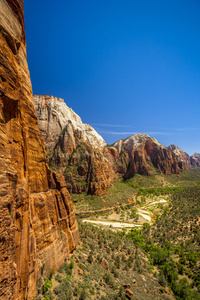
34 95 200 195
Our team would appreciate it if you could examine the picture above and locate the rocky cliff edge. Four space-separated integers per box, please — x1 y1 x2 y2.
0 1 78 299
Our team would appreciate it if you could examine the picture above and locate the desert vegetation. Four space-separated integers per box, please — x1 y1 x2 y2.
35 220 173 300
35 169 200 300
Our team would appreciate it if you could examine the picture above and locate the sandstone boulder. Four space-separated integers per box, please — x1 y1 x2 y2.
125 288 134 299
101 259 109 270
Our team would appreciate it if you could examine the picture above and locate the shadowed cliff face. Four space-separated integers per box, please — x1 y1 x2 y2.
33 95 114 195
0 1 78 299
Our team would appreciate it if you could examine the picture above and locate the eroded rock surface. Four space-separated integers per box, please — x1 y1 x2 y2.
33 95 106 152
0 1 78 299
108 134 185 178
167 144 191 168
168 145 200 168
34 95 114 195
190 152 200 167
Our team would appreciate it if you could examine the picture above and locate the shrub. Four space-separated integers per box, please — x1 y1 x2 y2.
79 289 88 300
49 269 54 280
55 274 62 283
43 279 52 294
103 273 114 287
88 253 93 264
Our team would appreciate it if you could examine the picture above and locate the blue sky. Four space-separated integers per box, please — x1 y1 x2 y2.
24 0 200 155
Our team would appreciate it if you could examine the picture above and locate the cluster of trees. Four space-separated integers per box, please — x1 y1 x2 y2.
127 186 200 299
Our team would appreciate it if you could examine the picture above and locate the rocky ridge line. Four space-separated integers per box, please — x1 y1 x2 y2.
106 134 187 178
34 93 191 192
168 144 200 168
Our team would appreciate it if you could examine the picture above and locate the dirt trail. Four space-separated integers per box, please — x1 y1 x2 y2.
82 220 142 228
81 197 168 230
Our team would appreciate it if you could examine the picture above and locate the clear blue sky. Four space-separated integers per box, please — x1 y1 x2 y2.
24 0 200 155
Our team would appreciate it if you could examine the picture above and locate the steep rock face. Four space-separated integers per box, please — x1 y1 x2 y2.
190 153 200 167
33 95 114 195
168 145 200 168
167 144 191 169
109 134 185 178
62 144 114 195
0 1 78 300
104 146 130 175
33 95 106 152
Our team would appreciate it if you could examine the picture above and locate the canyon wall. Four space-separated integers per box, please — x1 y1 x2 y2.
34 95 114 195
168 145 200 168
0 1 78 299
108 134 186 178
34 94 189 192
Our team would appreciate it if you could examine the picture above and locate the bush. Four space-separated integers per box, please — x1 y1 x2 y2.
49 269 54 280
114 255 120 269
79 289 88 300
43 279 52 294
55 274 62 283
44 291 53 300
103 273 114 287
88 253 93 264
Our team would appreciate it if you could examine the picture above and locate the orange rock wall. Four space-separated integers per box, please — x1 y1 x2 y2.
0 1 78 299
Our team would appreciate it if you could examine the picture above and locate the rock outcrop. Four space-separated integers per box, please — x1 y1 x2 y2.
108 134 186 178
34 94 191 191
0 1 78 299
168 145 200 168
167 144 191 169
190 152 200 167
33 95 106 153
33 95 114 195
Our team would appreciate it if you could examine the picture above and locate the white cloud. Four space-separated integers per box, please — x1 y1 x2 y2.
97 130 171 135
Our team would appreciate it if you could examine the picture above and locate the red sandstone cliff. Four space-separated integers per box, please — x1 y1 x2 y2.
107 134 186 178
168 145 200 168
33 94 188 191
0 1 78 299
190 152 200 167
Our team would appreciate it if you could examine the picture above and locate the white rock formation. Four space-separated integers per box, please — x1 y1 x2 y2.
33 95 106 150
113 133 164 155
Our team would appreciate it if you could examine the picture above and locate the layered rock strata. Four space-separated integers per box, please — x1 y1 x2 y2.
108 134 186 178
167 144 192 169
190 153 200 167
0 1 78 299
34 95 114 195
34 93 190 190
168 145 200 168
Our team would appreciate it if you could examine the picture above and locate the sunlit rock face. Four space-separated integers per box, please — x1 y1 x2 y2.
0 1 78 299
34 95 114 195
108 134 186 178
167 144 191 169
33 95 106 151
168 145 200 168
190 152 200 167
